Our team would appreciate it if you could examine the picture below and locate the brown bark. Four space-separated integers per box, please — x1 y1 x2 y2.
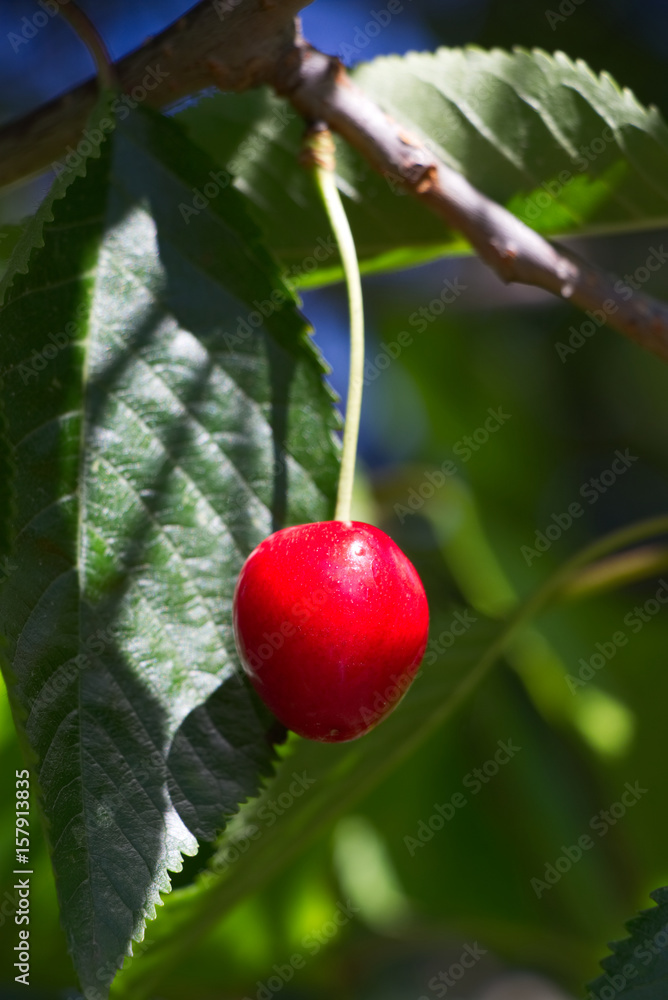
273 42 668 363
0 0 312 187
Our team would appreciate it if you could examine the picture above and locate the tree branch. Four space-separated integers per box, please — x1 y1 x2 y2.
273 42 668 364
2 3 668 362
0 0 311 188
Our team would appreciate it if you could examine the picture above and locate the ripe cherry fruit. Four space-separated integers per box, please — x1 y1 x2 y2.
233 520 429 742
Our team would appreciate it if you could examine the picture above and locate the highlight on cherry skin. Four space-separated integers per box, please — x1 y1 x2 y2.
232 520 430 742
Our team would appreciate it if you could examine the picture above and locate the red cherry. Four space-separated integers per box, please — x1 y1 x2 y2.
232 520 429 742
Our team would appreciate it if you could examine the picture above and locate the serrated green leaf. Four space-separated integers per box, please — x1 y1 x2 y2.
589 887 668 999
0 221 30 282
0 92 116 304
0 95 116 585
176 48 668 287
0 103 338 996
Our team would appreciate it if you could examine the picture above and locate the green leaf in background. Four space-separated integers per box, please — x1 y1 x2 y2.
110 507 668 999
176 47 668 286
109 610 503 999
589 886 668 999
0 103 339 996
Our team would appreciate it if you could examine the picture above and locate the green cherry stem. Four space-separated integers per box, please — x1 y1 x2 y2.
309 130 365 523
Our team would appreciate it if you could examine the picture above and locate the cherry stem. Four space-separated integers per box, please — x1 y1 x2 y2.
307 130 365 523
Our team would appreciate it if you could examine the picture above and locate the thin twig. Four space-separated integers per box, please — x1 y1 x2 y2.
57 2 116 90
